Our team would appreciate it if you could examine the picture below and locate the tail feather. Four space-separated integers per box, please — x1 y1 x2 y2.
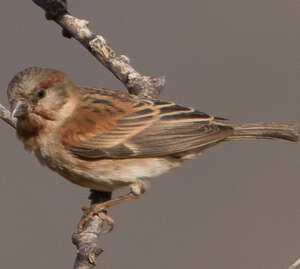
226 122 299 142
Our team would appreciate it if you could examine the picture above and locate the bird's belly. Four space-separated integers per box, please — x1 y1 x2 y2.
34 146 182 191
65 157 182 191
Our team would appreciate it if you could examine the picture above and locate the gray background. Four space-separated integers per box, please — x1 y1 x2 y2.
0 1 299 268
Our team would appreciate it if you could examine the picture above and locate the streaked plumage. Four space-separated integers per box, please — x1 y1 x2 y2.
7 67 299 231
61 88 232 160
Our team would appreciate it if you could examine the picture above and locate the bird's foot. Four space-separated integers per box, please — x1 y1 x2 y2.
78 204 114 233
77 192 141 233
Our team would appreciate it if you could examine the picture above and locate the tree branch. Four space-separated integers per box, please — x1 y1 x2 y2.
288 257 300 269
0 104 16 129
32 0 165 99
72 191 112 269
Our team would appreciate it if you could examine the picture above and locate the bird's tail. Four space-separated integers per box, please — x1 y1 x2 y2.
225 122 299 142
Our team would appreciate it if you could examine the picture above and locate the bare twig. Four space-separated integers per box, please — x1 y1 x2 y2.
288 257 300 269
0 104 16 129
72 191 111 269
32 0 165 99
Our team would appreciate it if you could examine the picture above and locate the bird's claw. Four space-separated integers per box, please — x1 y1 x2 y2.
97 211 115 233
78 205 115 233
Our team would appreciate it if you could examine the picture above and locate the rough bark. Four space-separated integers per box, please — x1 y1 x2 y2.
0 104 16 129
33 0 165 99
289 258 300 269
72 191 112 269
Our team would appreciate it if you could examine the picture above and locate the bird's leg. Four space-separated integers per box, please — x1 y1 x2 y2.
78 192 140 232
78 183 145 233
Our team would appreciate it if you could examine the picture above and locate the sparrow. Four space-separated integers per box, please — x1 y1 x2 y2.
7 67 299 231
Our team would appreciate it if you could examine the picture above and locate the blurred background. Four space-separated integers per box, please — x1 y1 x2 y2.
0 1 299 268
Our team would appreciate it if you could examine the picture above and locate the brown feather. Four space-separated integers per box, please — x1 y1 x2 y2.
33 73 66 93
60 88 135 145
7 67 299 194
61 88 233 159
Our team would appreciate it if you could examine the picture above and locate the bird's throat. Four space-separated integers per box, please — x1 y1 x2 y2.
16 116 44 150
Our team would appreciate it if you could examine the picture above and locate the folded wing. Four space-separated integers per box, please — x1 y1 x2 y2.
61 88 233 159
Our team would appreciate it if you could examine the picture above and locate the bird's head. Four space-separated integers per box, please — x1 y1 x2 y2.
7 67 76 141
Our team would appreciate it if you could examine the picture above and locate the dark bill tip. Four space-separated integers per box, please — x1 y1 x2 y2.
12 101 28 118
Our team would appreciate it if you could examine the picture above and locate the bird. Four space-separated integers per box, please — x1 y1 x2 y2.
7 66 299 231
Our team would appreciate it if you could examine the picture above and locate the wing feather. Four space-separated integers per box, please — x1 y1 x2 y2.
61 88 233 159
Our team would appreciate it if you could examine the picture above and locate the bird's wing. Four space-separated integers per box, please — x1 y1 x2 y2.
61 88 233 159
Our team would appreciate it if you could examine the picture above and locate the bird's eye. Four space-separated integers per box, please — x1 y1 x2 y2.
37 89 46 99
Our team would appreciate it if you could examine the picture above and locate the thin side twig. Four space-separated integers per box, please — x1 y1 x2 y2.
288 257 300 269
0 104 16 129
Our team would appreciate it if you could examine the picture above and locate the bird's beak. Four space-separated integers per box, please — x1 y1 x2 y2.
12 101 28 118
